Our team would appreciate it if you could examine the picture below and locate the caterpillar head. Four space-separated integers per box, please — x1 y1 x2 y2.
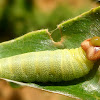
81 36 100 61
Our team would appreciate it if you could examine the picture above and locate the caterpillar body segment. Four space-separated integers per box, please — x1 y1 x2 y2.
0 47 94 82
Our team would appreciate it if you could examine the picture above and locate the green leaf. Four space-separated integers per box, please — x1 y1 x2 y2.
0 29 56 58
0 6 100 100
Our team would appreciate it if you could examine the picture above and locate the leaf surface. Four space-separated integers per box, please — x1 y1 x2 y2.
0 6 100 100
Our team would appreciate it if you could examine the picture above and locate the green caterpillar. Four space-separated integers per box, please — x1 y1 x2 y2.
0 47 94 82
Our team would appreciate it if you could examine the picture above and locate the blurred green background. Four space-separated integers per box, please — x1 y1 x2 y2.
0 0 100 42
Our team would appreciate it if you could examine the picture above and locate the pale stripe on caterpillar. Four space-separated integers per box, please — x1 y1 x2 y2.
0 37 100 82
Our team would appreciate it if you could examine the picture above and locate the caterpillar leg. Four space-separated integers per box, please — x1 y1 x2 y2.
81 37 100 61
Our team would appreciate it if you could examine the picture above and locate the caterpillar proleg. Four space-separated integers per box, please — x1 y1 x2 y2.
0 37 100 82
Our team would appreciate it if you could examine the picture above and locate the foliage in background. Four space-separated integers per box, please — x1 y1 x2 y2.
0 0 99 42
